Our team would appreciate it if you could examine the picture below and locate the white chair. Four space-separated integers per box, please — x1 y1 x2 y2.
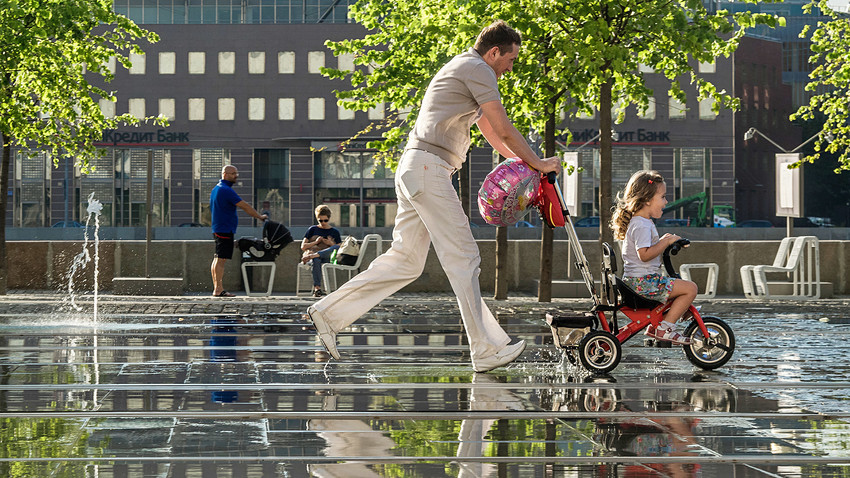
241 262 276 297
295 262 315 296
680 262 719 299
321 234 383 293
740 236 820 300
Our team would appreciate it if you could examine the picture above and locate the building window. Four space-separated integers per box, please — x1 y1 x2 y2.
638 63 654 73
698 60 716 73
129 52 145 75
248 98 265 121
308 51 325 74
638 97 656 120
338 100 355 121
669 96 686 119
159 52 176 74
368 103 385 121
254 149 290 224
219 51 235 74
278 98 295 120
248 51 265 74
129 98 145 118
159 98 175 120
189 52 205 74
699 98 717 120
338 53 355 71
278 51 295 74
105 56 116 74
218 98 235 121
308 98 325 120
189 98 205 121
99 99 116 119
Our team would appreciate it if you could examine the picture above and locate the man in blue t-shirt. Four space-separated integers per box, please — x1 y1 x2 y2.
210 165 267 297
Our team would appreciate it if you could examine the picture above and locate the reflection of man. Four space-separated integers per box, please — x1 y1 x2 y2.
457 374 524 477
307 20 561 373
207 317 250 403
209 165 267 297
307 393 396 478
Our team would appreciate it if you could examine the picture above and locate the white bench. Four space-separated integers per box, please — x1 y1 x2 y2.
740 236 820 300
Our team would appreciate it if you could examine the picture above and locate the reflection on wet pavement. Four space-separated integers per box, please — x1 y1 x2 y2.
1 296 850 477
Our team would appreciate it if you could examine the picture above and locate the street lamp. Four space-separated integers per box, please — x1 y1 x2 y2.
743 127 829 236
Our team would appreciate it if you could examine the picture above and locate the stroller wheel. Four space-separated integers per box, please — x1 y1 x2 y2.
578 331 622 374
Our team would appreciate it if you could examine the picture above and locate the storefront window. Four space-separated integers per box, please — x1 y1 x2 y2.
193 148 230 225
254 149 290 224
314 150 396 227
79 149 171 227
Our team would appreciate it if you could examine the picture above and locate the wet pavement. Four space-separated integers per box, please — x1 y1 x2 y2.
1 292 850 477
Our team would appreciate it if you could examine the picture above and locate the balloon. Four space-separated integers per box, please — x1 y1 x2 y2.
477 158 541 226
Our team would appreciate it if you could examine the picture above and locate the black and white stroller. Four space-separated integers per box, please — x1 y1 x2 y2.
237 220 294 262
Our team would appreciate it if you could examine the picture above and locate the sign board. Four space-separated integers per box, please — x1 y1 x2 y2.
775 153 803 218
562 152 580 216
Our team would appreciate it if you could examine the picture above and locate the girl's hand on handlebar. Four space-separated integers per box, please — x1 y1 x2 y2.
661 233 681 245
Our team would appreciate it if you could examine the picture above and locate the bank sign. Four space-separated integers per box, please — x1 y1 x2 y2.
564 128 671 145
96 129 190 147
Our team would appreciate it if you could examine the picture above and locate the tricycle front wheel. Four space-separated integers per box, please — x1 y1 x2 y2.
683 316 735 370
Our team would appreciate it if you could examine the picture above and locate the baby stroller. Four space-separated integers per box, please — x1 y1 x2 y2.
237 220 294 262
541 174 735 374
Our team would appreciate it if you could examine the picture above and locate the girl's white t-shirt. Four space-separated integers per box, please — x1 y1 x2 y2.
622 216 662 277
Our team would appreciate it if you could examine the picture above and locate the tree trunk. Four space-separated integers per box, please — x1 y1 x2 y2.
494 225 507 300
598 80 615 253
537 107 557 302
0 135 9 294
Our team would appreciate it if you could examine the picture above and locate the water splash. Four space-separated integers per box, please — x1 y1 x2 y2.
68 193 103 321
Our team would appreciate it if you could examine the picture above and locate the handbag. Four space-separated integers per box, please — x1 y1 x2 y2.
336 236 360 266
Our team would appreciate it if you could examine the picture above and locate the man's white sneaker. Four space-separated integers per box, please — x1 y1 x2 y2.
472 340 526 373
306 305 339 360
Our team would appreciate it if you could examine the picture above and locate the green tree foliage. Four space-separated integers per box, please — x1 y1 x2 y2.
0 0 162 293
791 0 850 171
324 0 781 298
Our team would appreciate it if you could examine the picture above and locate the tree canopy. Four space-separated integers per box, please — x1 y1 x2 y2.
323 0 782 168
0 0 161 165
791 0 850 171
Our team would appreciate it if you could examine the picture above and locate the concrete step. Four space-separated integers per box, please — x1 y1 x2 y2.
535 279 598 298
765 281 833 298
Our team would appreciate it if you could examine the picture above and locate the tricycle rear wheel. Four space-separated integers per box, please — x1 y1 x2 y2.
578 331 622 374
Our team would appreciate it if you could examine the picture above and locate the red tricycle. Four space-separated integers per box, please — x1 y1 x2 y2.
542 175 735 374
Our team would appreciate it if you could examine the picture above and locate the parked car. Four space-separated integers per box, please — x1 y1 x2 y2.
737 220 773 228
574 216 600 227
179 222 205 227
52 221 85 228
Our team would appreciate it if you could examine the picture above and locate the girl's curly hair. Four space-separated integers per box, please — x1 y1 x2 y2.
610 170 664 240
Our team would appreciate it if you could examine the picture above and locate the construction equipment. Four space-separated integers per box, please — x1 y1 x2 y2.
662 191 736 227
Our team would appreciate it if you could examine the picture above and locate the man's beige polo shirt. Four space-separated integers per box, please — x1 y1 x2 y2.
407 48 501 169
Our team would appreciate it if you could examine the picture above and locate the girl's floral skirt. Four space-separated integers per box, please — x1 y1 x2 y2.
622 273 674 303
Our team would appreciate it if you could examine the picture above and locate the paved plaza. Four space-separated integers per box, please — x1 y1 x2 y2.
1 291 849 477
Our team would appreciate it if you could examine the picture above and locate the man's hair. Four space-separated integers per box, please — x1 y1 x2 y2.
315 204 331 219
474 20 521 56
